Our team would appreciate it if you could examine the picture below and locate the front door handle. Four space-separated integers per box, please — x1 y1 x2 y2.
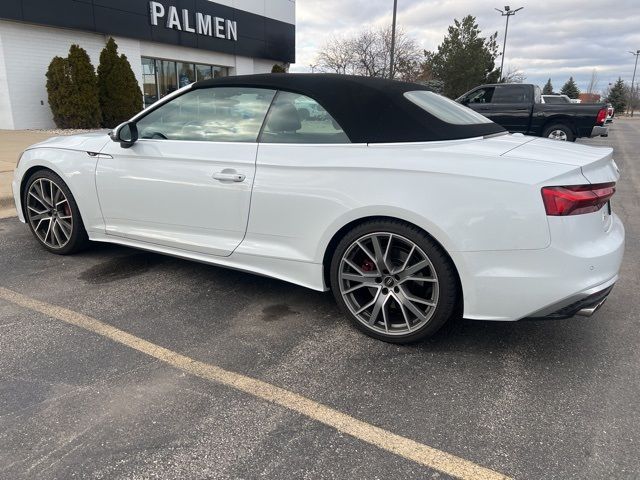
212 169 246 182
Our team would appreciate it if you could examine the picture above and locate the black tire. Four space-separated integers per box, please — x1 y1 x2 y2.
329 219 459 343
542 123 575 142
22 169 90 255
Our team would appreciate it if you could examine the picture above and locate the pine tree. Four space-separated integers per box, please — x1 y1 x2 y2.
542 78 553 95
423 15 500 98
46 45 101 128
560 76 580 99
97 38 143 128
606 77 627 113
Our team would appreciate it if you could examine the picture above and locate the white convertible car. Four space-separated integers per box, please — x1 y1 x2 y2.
12 74 624 343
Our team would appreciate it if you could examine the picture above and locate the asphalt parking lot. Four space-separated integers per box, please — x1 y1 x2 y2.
1 119 639 480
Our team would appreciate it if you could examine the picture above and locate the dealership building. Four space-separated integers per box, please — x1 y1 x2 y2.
0 0 295 129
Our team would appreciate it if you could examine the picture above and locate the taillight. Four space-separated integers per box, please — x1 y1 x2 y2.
541 183 616 216
596 107 607 125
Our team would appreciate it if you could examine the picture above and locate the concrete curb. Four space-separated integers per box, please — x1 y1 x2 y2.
0 195 17 218
0 195 14 209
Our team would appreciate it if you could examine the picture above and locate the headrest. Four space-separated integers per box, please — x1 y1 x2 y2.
266 102 301 133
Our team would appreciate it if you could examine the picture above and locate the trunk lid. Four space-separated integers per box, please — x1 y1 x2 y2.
502 137 619 184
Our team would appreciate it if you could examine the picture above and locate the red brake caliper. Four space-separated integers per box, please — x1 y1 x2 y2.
361 260 375 272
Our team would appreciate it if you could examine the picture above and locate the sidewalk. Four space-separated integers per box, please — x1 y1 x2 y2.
0 130 57 218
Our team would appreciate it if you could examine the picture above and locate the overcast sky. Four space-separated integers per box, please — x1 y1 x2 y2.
291 0 640 94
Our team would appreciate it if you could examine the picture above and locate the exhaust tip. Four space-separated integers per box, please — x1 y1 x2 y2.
576 298 607 318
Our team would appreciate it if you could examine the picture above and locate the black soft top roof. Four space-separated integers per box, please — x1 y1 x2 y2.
192 74 505 143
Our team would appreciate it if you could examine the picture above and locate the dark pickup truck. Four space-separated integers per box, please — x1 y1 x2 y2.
456 83 608 141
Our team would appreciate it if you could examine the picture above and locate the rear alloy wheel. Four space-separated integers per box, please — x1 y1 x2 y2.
543 123 574 142
23 170 89 255
330 221 458 343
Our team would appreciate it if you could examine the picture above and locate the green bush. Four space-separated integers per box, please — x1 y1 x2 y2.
97 38 143 128
271 64 287 73
46 45 102 128
46 56 71 128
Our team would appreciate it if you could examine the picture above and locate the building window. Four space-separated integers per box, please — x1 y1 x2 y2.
141 57 229 107
177 62 195 88
195 64 213 81
142 58 158 107
157 59 178 100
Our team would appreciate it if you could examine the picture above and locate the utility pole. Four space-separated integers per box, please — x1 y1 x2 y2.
389 0 398 79
495 6 523 82
629 50 639 116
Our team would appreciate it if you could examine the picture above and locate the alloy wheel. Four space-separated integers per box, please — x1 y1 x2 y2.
338 232 439 336
548 129 568 141
26 178 73 249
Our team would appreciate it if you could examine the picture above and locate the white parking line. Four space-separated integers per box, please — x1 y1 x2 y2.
0 286 511 480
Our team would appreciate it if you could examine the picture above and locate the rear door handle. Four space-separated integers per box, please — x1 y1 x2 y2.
212 169 246 182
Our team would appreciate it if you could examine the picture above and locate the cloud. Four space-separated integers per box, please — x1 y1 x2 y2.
292 0 640 93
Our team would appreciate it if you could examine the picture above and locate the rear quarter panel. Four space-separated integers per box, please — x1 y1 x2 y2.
245 139 585 268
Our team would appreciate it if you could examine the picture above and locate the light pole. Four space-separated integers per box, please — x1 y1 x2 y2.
389 0 398 79
309 64 317 73
629 50 639 116
495 6 523 82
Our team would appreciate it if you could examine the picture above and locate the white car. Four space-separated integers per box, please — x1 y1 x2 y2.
12 74 625 343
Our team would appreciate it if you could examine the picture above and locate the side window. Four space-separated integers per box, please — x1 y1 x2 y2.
260 91 350 144
466 87 495 104
136 87 276 142
492 85 529 103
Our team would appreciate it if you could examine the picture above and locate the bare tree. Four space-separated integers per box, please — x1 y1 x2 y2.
315 27 422 81
586 69 599 94
315 36 355 74
502 65 526 83
382 26 423 81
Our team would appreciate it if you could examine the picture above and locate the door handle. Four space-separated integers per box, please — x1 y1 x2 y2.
212 169 246 182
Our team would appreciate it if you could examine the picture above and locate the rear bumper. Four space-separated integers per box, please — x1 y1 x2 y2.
590 125 608 137
453 213 625 321
525 278 615 319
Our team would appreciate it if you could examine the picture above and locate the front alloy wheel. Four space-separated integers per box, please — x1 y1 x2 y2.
331 221 458 343
26 178 73 249
23 170 89 255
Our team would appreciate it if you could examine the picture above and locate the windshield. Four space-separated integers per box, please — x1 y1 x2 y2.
404 90 493 125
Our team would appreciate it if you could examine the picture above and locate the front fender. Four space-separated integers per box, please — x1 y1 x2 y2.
14 148 104 233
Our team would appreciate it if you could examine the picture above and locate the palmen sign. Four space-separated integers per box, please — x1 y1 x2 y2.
149 1 238 41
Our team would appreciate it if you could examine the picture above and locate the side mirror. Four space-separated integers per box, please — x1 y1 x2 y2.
110 122 138 148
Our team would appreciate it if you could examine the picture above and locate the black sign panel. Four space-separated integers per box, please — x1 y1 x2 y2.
0 0 295 63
